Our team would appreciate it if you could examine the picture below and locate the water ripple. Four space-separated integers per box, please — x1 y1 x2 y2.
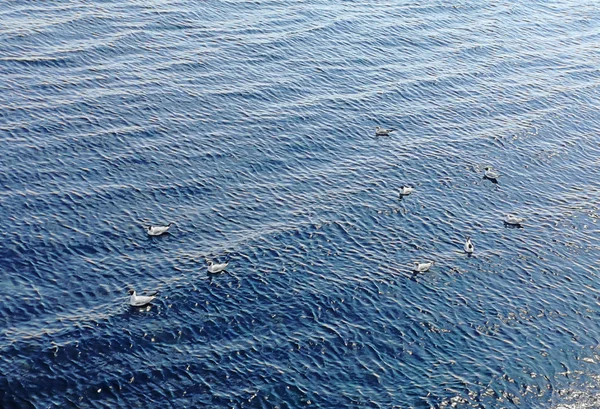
3 0 600 408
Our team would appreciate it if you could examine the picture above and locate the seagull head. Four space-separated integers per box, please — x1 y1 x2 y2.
128 289 135 295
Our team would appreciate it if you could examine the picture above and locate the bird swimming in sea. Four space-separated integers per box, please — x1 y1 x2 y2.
207 260 229 274
399 186 414 196
128 289 157 307
464 237 474 254
147 222 173 236
483 166 499 181
413 261 434 273
504 214 525 225
375 126 394 136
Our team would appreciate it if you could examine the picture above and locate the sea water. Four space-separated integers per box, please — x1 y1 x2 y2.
2 0 600 407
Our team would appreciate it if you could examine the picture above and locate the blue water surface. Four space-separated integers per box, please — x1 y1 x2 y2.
2 0 600 407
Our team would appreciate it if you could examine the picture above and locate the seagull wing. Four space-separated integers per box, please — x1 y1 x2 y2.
131 294 156 306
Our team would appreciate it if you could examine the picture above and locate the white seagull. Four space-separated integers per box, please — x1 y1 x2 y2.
399 186 414 196
413 261 434 273
464 237 474 254
483 166 499 180
375 126 394 136
128 289 157 307
504 214 525 225
208 260 229 274
147 222 173 236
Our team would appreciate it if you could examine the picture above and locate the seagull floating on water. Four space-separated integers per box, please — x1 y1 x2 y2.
147 222 173 236
375 126 394 136
128 289 157 307
399 186 414 196
504 214 525 225
208 260 229 274
413 261 434 273
483 166 499 181
464 237 474 254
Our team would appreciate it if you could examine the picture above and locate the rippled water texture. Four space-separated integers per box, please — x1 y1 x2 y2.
2 0 600 407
